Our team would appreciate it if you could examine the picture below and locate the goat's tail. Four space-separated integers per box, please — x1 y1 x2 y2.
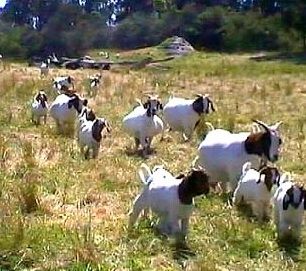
138 163 152 185
242 162 252 176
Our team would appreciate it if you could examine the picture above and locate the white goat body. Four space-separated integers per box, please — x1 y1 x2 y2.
31 92 48 125
198 129 261 191
49 94 85 134
122 106 164 155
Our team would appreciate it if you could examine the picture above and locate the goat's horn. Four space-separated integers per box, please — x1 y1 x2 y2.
252 119 269 132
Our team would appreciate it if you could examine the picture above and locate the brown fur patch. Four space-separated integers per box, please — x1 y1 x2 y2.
178 169 210 205
245 132 271 159
258 166 280 191
92 119 105 142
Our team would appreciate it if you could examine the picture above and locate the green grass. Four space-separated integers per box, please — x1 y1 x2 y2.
0 51 306 270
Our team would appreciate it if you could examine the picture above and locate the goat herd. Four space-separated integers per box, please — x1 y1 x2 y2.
30 73 306 248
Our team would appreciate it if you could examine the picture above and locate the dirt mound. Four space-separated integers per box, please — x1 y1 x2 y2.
158 36 195 56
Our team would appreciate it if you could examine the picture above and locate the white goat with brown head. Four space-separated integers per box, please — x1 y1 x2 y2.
31 90 48 125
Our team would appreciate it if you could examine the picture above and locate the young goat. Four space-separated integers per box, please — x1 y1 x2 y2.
40 59 50 77
49 93 87 135
78 108 111 159
52 76 75 94
163 94 215 141
122 95 164 157
233 162 280 221
273 175 306 240
195 120 283 193
31 90 48 125
88 74 102 97
128 163 210 244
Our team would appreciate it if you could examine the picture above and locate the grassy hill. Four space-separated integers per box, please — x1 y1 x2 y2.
1 49 306 270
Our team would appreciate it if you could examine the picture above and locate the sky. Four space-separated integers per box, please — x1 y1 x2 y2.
0 0 5 8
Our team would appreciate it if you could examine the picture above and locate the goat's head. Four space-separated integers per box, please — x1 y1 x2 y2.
283 184 305 210
79 107 96 121
92 118 111 142
68 94 87 114
245 120 283 162
35 90 48 108
257 165 280 192
192 94 216 115
178 168 210 204
143 94 163 117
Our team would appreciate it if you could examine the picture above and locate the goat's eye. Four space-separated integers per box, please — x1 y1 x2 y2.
279 138 282 145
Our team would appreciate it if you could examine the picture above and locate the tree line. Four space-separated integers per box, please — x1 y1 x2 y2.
0 0 305 59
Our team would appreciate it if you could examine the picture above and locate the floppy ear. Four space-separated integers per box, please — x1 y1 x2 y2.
282 195 290 210
68 99 74 109
143 102 149 109
83 99 88 106
208 98 215 112
158 101 163 110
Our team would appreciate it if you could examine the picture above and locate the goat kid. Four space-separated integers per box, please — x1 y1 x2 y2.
31 90 48 125
52 76 75 94
128 163 210 243
122 95 164 157
273 177 306 240
77 108 111 159
233 162 280 221
49 93 87 135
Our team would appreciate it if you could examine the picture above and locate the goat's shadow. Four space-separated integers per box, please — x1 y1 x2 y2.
124 146 157 159
277 235 303 262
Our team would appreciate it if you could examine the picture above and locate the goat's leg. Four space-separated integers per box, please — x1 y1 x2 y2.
128 191 147 229
43 115 47 124
92 145 100 159
134 137 140 151
182 126 193 142
180 218 189 243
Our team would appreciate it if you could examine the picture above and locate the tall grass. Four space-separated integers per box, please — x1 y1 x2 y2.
0 51 306 270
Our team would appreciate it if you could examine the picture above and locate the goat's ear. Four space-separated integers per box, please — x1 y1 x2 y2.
208 98 215 112
283 196 290 210
143 102 149 109
158 101 163 110
83 99 88 106
68 99 73 109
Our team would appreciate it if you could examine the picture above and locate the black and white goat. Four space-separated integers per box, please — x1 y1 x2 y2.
273 175 306 240
163 94 215 141
77 108 111 159
122 95 164 157
88 74 102 97
31 90 48 125
52 76 75 94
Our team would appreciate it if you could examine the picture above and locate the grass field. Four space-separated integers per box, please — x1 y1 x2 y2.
1 49 306 270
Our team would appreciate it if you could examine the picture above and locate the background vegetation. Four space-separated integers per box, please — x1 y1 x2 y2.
0 0 306 58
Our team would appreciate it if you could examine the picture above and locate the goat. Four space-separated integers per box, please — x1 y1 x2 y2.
52 76 75 94
163 94 215 141
273 176 306 240
78 111 111 159
122 95 164 157
195 120 283 193
88 74 102 97
31 90 48 125
40 59 50 77
49 93 88 135
128 163 210 244
233 162 280 221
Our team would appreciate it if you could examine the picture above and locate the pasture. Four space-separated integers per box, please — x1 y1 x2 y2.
1 50 306 270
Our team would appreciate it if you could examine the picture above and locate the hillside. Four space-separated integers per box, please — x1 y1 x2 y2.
1 49 306 270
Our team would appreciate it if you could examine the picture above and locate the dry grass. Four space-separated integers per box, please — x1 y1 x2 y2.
1 50 306 270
